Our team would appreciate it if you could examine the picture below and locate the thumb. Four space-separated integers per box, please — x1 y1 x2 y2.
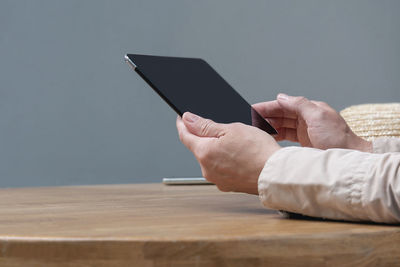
182 112 226 138
276 93 318 119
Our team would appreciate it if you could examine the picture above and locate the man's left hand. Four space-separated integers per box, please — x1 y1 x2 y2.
176 112 281 195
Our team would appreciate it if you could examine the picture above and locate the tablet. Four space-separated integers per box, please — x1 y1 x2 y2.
124 54 277 135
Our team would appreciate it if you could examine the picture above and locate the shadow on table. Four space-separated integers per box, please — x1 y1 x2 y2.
281 211 400 226
209 205 280 215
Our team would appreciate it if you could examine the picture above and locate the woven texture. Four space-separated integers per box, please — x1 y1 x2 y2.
340 103 400 141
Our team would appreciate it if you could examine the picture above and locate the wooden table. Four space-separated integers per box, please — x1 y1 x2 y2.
0 183 399 266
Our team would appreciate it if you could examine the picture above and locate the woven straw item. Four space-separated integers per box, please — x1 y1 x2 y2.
340 103 400 141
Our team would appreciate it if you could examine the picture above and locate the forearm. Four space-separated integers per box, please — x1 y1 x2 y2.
258 146 400 223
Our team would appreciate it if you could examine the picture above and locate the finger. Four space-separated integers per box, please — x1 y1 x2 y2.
271 129 285 141
312 100 336 112
311 100 327 108
276 128 299 142
182 112 227 138
253 100 298 120
252 100 285 118
176 116 203 152
269 128 293 142
266 117 297 129
277 94 318 119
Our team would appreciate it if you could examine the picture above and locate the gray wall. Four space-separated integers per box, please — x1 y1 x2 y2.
1 1 399 187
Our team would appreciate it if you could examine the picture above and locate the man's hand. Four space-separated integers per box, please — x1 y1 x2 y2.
176 112 281 195
253 94 372 152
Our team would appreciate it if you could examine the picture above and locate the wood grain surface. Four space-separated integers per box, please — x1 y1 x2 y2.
0 183 399 266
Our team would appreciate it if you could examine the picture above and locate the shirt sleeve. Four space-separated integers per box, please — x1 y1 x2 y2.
373 137 400 153
258 146 400 223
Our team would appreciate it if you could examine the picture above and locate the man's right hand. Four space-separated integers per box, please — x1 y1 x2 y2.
252 94 372 152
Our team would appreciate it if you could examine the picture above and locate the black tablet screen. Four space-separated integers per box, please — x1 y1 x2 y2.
125 54 277 135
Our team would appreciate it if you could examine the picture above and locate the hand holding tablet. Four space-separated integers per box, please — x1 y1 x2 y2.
125 54 280 195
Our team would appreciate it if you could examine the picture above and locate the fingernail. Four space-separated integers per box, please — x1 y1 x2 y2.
277 93 289 100
183 112 200 123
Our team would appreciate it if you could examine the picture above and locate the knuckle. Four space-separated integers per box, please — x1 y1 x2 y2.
319 107 331 116
319 101 328 107
229 122 245 133
196 146 212 164
313 108 330 121
295 96 308 105
231 122 244 128
316 101 333 110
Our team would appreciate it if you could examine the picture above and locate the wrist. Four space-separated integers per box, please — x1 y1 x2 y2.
360 139 373 153
350 136 372 152
252 145 282 195
266 144 282 160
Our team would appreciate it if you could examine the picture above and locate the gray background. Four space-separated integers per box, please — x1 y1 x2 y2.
0 0 399 187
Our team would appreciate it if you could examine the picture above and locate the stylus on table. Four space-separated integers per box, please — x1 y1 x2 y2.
162 177 214 185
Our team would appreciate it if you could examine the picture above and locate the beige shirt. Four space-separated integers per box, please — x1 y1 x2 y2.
258 137 400 223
